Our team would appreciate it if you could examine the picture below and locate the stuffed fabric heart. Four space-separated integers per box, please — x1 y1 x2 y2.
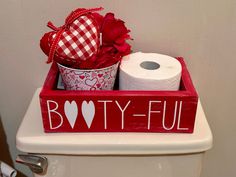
40 8 103 68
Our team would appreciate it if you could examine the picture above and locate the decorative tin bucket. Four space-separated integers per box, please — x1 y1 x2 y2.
57 62 119 90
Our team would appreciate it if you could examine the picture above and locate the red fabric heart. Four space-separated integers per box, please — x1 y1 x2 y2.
40 8 103 67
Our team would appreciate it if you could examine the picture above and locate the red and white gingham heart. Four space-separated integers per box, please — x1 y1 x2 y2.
50 15 99 61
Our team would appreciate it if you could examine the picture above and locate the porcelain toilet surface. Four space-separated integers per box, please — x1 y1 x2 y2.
16 89 213 177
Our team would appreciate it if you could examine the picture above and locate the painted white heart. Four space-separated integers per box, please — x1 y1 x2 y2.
81 101 95 128
64 101 78 129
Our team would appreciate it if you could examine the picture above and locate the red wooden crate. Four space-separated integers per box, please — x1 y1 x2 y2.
39 57 198 133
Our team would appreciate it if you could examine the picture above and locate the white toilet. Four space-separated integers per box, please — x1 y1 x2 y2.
16 89 212 177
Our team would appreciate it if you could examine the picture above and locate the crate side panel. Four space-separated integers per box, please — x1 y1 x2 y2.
40 94 197 133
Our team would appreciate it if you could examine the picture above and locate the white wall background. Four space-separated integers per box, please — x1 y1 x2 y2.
0 0 236 176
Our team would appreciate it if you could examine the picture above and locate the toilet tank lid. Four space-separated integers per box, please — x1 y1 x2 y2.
16 89 213 155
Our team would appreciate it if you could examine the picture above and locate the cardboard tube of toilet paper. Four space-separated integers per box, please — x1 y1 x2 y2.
119 52 182 90
0 162 17 177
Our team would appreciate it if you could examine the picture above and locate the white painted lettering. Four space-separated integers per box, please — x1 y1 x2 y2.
98 100 113 129
177 101 189 130
148 101 162 129
115 101 131 129
162 101 178 130
47 100 63 130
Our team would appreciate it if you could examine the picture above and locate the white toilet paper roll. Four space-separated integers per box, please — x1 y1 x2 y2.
0 162 17 177
119 52 182 90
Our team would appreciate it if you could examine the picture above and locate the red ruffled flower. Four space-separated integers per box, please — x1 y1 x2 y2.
101 13 131 56
74 12 132 69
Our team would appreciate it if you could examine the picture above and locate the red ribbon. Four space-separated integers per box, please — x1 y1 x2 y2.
46 7 103 63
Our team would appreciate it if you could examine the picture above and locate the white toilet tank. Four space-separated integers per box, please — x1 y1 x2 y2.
16 89 212 177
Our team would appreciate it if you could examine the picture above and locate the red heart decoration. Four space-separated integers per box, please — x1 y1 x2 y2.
96 83 101 88
79 75 85 80
98 74 103 78
40 8 103 67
